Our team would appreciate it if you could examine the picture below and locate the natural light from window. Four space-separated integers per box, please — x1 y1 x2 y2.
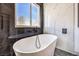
15 3 40 28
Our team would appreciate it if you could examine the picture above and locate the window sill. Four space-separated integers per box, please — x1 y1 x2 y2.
8 33 40 39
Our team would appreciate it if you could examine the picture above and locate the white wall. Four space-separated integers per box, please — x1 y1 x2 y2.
44 3 75 54
74 4 79 53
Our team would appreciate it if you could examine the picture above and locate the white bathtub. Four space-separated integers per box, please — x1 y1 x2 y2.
13 34 57 56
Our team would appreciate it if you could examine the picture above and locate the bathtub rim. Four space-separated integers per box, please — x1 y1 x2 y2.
13 34 57 54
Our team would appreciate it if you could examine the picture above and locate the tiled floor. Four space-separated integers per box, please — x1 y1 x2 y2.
54 48 77 56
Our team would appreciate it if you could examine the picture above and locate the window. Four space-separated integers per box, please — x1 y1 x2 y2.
31 4 40 27
15 3 40 28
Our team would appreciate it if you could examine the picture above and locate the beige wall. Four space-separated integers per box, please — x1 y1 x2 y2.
44 3 75 54
74 4 79 54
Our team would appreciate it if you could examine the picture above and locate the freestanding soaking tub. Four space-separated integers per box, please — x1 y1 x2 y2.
13 34 57 56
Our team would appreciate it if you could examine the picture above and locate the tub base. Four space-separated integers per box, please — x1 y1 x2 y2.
14 41 56 56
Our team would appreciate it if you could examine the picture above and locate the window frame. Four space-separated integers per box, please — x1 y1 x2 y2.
31 3 40 27
15 3 41 28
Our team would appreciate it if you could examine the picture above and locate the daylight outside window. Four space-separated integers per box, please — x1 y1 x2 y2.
15 3 40 28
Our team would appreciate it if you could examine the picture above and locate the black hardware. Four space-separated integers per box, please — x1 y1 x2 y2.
62 28 67 34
